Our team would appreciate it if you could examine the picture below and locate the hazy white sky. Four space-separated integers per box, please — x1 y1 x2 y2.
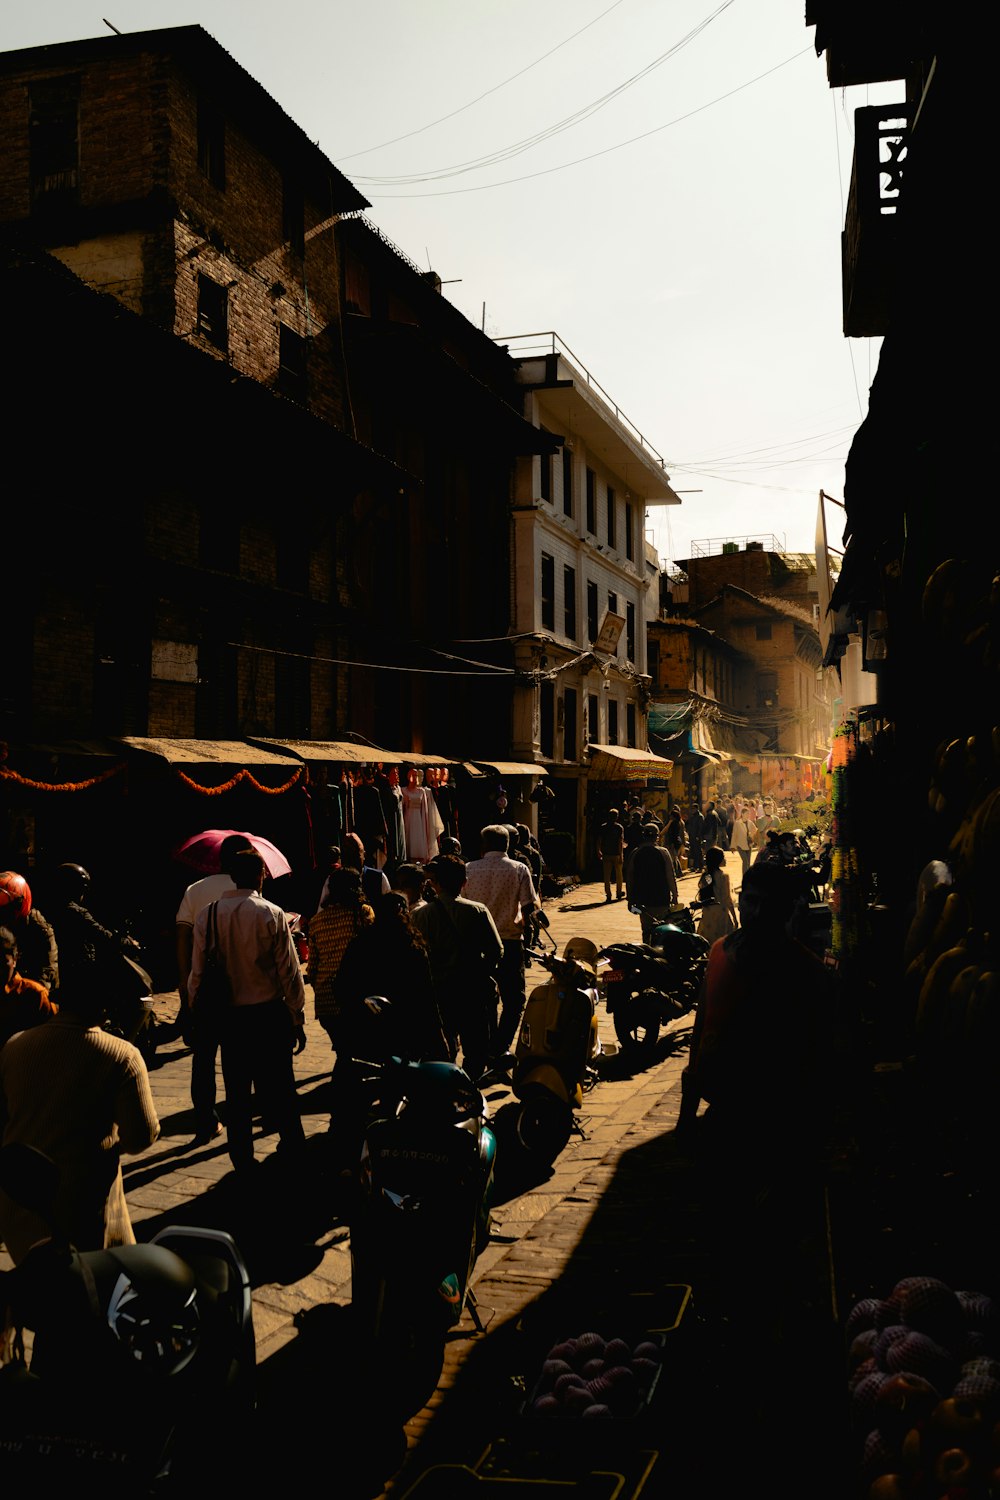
3 1 903 565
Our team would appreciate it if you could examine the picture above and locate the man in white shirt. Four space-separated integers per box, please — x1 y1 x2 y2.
175 835 253 1145
463 824 540 1053
189 846 306 1178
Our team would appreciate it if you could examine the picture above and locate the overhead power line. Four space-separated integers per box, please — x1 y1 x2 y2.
352 0 736 187
368 46 811 199
337 0 631 161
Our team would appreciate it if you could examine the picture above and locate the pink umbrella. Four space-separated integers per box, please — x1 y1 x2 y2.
173 829 292 880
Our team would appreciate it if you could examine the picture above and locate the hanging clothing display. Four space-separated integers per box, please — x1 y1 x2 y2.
402 782 444 862
352 776 389 865
432 775 458 838
376 771 406 869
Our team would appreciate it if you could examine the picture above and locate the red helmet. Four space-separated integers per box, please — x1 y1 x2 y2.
0 871 31 919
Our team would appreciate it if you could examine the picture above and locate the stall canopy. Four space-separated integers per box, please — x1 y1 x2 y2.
113 737 300 767
466 760 548 778
251 738 389 765
585 745 673 781
251 739 466 769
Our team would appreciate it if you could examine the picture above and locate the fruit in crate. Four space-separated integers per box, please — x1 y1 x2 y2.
846 1277 1000 1495
528 1331 663 1417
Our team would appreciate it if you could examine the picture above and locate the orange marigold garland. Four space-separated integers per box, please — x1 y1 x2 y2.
0 763 127 792
174 766 305 795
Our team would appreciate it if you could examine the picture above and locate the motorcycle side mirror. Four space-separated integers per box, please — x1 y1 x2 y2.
478 1053 515 1087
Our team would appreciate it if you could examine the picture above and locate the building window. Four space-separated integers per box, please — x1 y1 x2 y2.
540 433 552 503
562 448 573 516
608 699 619 745
540 681 555 758
755 622 772 641
276 524 309 593
563 564 577 641
540 552 555 631
647 638 659 682
563 687 578 760
282 175 304 256
197 275 228 353
585 468 596 534
275 639 311 735
626 602 636 662
607 486 616 549
197 96 226 189
29 77 79 212
586 580 599 643
626 702 637 747
199 504 239 573
608 590 618 618
587 692 599 744
279 325 308 403
625 500 634 560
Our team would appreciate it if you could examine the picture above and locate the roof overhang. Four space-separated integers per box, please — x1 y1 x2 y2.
514 355 678 502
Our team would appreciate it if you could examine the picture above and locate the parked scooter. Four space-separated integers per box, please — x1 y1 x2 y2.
600 904 709 1055
347 1019 499 1387
0 1143 256 1492
492 946 602 1160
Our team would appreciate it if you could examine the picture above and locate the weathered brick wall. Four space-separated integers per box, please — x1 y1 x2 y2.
0 46 349 428
168 71 348 429
31 595 95 735
0 51 161 222
147 681 196 736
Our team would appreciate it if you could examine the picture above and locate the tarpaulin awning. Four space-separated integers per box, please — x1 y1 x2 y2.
691 721 733 762
467 760 548 778
113 738 301 767
647 702 694 737
389 750 467 769
250 739 466 769
585 744 673 781
251 738 391 765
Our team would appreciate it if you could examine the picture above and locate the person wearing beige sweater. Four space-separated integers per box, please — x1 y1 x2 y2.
0 981 159 1263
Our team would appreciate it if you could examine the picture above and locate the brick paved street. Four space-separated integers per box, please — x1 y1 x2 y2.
1 853 851 1497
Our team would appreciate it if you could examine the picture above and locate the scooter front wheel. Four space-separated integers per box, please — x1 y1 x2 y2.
613 992 661 1054
515 1092 572 1160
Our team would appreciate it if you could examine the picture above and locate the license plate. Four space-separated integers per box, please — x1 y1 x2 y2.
603 969 624 983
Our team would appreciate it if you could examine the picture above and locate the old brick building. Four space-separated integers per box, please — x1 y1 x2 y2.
0 24 365 427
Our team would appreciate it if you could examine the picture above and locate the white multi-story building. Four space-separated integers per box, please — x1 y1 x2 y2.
499 333 682 867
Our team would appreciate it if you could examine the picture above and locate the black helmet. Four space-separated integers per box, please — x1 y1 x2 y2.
55 863 91 902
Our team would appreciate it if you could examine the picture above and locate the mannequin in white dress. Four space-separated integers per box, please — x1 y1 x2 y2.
401 768 444 862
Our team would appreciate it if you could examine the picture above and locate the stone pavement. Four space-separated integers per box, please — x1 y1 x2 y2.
1 854 852 1497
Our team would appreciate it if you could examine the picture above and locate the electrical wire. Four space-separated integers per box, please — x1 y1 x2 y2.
678 423 857 469
337 0 631 162
368 46 810 199
227 641 516 676
352 0 736 186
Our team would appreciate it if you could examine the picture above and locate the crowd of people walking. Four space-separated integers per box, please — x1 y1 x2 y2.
0 816 550 1258
0 791 822 1266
